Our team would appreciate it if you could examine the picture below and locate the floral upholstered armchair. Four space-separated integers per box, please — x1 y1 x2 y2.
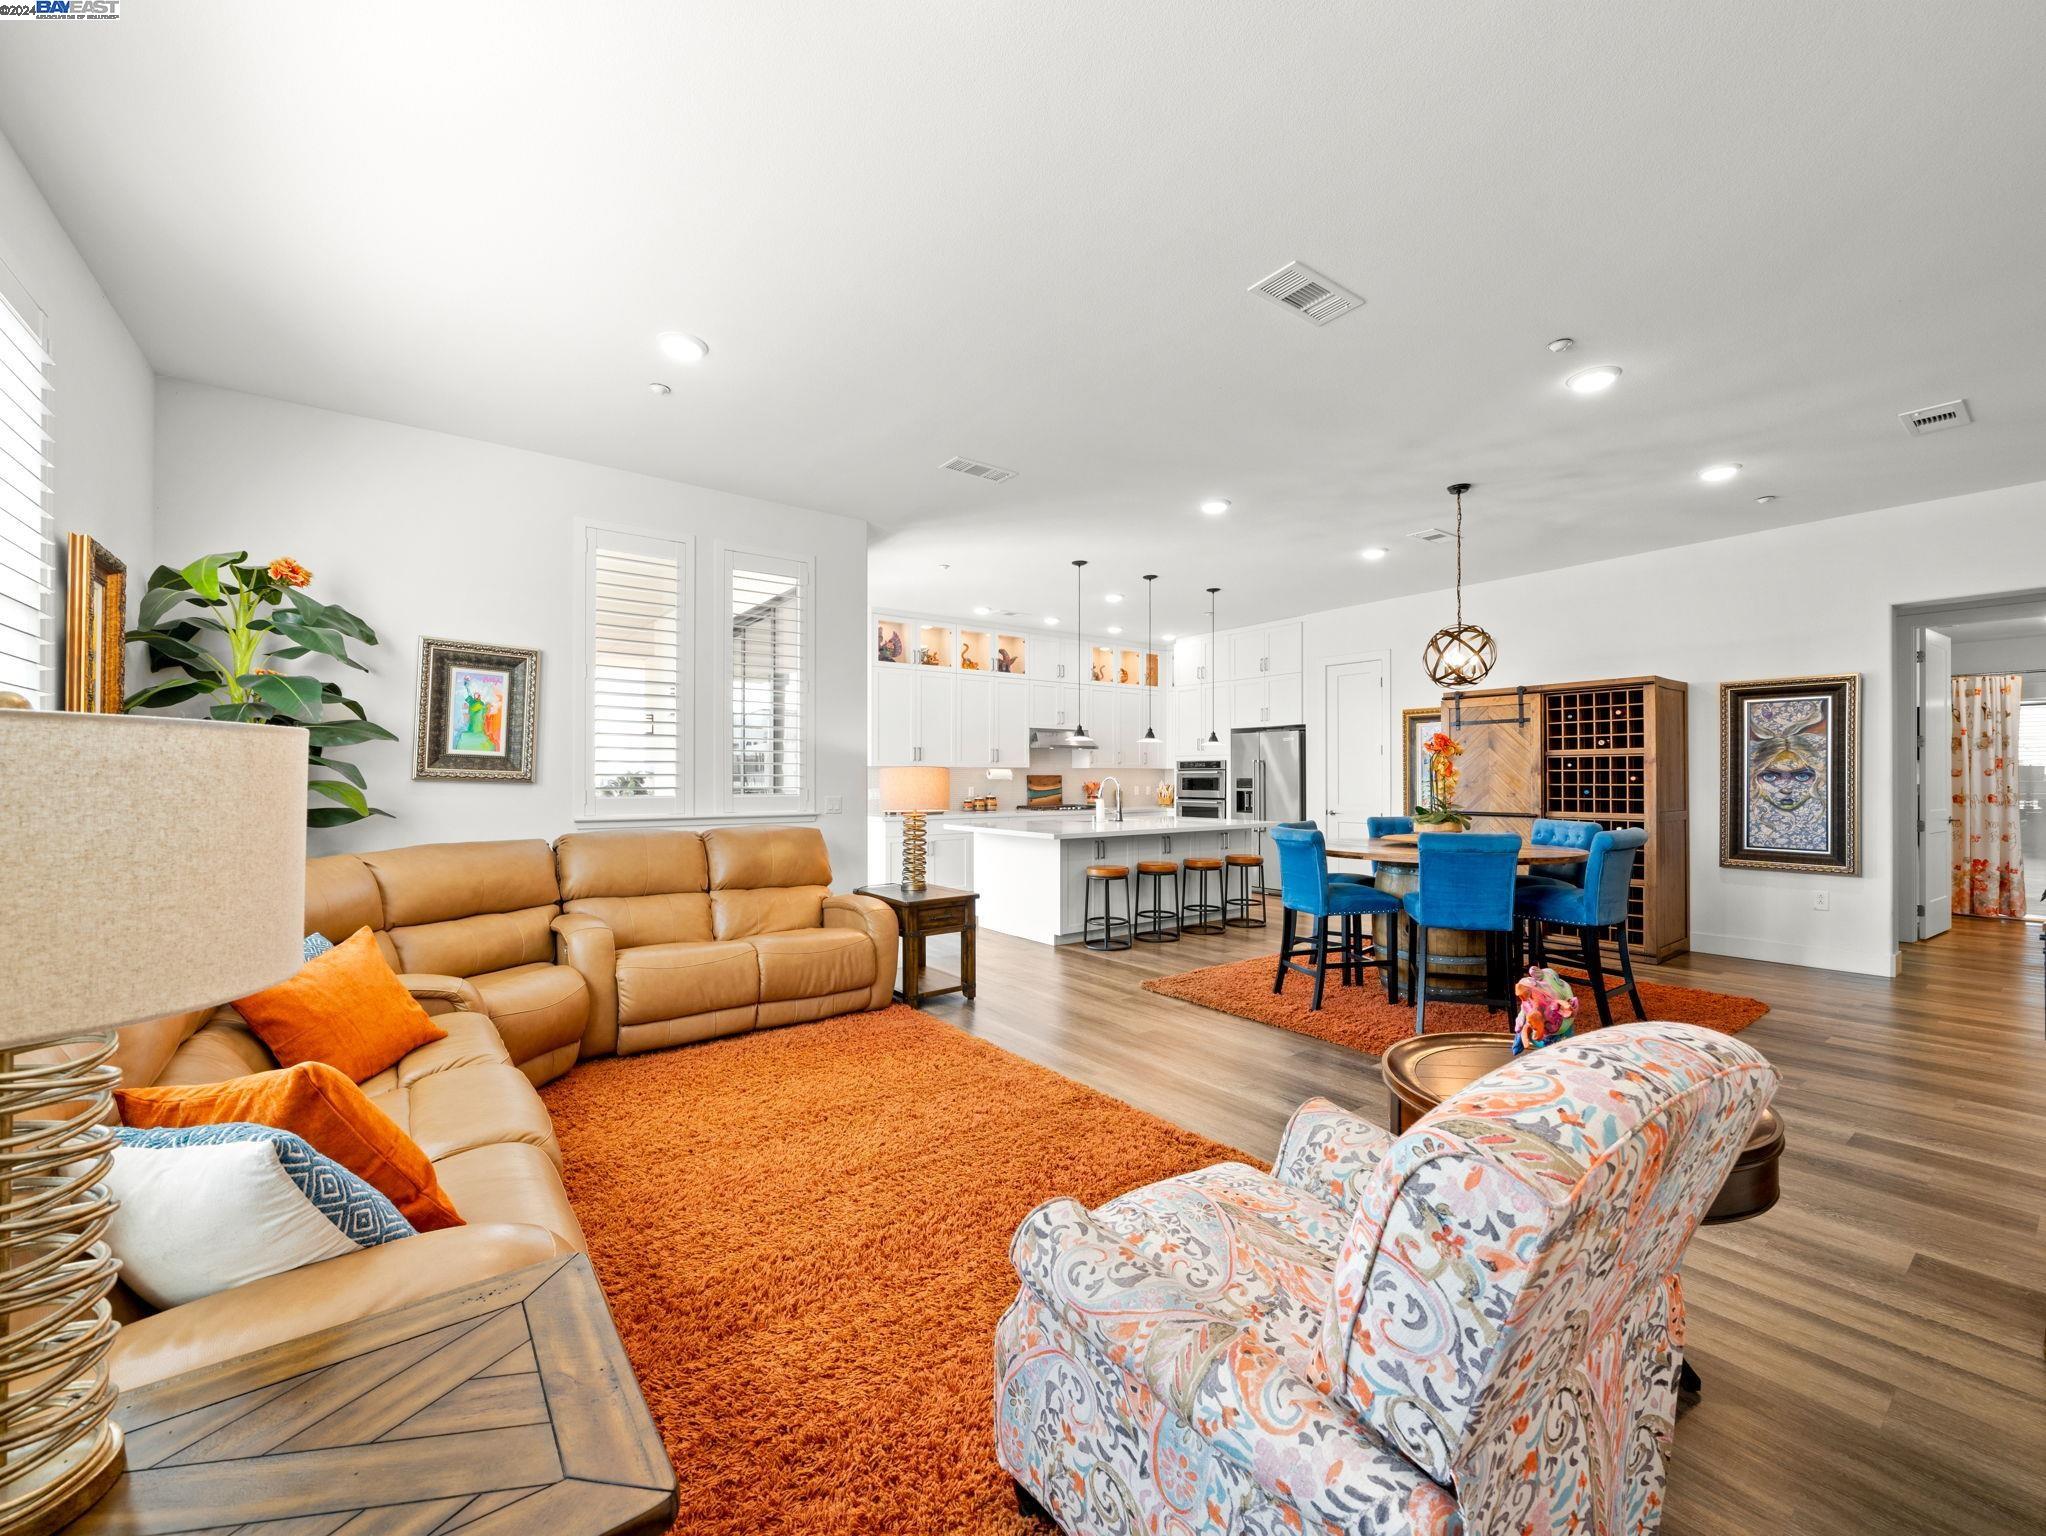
995 1022 1776 1536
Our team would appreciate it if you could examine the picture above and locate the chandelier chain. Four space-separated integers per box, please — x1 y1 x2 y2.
1454 485 1464 628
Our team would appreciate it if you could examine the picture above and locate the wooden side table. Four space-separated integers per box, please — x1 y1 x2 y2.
68 1256 674 1536
855 883 978 1007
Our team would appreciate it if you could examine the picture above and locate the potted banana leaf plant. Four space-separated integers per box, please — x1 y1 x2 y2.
123 551 396 827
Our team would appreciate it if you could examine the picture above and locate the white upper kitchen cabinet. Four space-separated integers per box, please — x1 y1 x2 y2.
1268 669 1303 725
1031 679 1077 730
1173 634 1213 685
871 664 956 765
1041 635 1080 682
1116 689 1165 768
1228 622 1303 680
1228 670 1306 730
1172 683 1221 757
959 672 1028 767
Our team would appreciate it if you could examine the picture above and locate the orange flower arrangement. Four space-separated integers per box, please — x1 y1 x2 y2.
267 557 313 588
1415 730 1471 829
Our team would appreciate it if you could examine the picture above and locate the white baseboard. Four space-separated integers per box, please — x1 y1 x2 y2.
1690 930 1900 978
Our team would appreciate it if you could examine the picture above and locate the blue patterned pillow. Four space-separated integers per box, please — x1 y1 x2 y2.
303 932 335 963
107 1122 415 1308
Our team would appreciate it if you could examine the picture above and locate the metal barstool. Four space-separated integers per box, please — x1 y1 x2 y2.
1179 857 1224 935
1222 852 1267 928
1082 863 1133 950
1133 859 1181 943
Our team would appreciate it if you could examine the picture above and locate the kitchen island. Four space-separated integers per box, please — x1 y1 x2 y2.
934 811 1270 945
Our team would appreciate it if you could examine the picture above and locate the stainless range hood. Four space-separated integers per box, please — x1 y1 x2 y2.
1028 725 1095 752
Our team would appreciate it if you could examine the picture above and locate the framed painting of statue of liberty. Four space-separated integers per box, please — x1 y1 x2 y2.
414 637 539 781
1719 673 1859 874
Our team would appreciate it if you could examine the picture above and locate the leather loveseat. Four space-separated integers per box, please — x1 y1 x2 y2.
103 824 898 1391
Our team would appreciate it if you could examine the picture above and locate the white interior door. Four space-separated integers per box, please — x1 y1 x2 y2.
1323 657 1388 846
1919 627 1953 939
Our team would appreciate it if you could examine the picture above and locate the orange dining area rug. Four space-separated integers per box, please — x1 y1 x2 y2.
1141 954 1767 1057
540 1004 1242 1536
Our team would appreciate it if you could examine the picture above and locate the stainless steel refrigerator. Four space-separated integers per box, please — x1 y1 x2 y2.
1230 725 1305 823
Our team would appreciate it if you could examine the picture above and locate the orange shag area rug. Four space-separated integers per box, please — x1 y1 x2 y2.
540 1005 1242 1536
1141 955 1768 1057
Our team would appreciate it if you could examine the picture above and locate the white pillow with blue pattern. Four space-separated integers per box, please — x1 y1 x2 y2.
106 1123 415 1309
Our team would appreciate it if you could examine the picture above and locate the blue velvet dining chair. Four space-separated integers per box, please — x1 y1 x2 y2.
1515 828 1649 1027
1402 832 1522 1034
1270 824 1402 1010
1275 821 1371 885
1519 817 1598 890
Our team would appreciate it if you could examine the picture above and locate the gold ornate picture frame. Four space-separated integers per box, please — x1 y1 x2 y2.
1400 705 1441 815
64 533 126 712
1719 673 1860 875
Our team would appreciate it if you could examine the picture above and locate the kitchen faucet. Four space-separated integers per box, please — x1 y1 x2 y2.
1096 776 1123 827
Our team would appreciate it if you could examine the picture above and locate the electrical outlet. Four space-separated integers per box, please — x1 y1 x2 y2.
1811 890 1830 912
825 795 843 814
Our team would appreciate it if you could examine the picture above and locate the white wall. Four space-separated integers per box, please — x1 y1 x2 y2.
0 127 154 691
153 380 871 882
1952 634 2046 675
1293 478 2046 977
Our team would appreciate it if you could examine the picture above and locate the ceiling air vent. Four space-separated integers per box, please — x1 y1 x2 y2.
1899 399 1972 436
1407 527 1454 544
941 455 1018 483
1248 261 1364 326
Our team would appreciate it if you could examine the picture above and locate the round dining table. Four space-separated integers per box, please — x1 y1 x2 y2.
1324 835 1591 1001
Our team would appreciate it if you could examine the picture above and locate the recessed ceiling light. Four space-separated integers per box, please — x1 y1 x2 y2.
1161 633 1177 643
1360 545 1388 561
1698 463 1742 483
1200 498 1231 515
971 605 991 616
657 332 709 365
1104 592 1123 604
1106 626 1123 636
1565 365 1622 394
1754 494 1778 505
1043 617 1059 626
1548 337 1576 353
647 382 672 395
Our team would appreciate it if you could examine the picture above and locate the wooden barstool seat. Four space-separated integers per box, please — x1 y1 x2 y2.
1136 859 1177 875
1082 865 1133 950
1180 858 1225 935
1223 852 1267 928
1132 861 1181 944
1086 864 1129 879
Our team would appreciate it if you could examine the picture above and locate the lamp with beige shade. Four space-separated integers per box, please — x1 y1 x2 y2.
877 765 950 891
0 713 307 1534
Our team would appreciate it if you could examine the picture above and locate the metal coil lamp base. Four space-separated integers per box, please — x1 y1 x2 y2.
898 811 929 892
0 1034 126 1536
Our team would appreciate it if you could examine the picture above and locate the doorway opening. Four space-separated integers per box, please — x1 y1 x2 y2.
1894 589 2046 944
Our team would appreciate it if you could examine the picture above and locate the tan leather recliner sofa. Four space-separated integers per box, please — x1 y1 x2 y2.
306 838 591 1085
554 825 896 1057
104 824 899 1392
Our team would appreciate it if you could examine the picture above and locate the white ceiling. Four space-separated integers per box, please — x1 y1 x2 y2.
3 2 2043 638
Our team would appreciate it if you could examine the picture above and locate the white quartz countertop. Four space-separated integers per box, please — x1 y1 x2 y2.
935 813 1270 841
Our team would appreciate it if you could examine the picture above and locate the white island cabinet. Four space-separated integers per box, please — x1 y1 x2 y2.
936 812 1269 945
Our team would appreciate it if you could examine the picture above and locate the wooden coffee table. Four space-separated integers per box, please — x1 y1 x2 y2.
1380 1031 1784 1224
67 1255 675 1536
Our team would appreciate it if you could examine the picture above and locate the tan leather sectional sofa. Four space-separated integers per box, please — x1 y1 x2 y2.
106 824 897 1390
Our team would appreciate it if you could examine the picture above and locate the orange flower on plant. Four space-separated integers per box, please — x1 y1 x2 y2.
1421 730 1460 757
267 557 313 588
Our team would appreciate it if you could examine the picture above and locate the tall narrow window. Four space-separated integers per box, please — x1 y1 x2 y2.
0 268 53 709
726 550 808 810
584 526 686 814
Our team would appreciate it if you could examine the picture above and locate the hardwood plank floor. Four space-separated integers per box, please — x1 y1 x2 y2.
920 912 2046 1536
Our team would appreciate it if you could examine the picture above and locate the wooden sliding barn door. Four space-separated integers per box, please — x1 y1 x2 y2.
1443 686 1541 830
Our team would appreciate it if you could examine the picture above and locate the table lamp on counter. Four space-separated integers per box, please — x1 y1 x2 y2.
0 713 308 1534
877 765 950 891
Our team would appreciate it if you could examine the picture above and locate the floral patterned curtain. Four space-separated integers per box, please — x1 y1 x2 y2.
1951 674 2026 918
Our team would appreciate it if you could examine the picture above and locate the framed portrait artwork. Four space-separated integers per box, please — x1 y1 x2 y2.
1400 706 1442 816
1719 673 1860 874
64 533 127 712
414 637 539 781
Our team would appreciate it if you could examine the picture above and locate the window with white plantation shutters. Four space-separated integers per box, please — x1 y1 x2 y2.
726 550 808 810
584 526 687 813
0 268 53 709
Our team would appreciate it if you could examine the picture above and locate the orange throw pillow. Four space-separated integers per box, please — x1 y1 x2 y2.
116 1062 464 1232
233 927 446 1082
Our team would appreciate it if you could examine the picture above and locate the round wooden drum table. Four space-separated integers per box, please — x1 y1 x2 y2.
1326 837 1591 1002
1379 1031 1784 1224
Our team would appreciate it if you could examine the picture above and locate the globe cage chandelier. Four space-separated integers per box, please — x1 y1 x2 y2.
1422 482 1498 688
